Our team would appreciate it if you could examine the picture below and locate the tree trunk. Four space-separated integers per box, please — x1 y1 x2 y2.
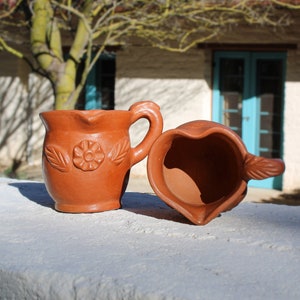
54 61 77 110
31 0 93 110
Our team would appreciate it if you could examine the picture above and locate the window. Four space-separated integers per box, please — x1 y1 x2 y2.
75 53 116 110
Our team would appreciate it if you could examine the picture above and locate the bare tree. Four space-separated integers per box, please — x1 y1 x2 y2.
1 0 300 109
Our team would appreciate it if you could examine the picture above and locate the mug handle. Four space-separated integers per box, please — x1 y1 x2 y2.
242 153 285 181
129 101 163 166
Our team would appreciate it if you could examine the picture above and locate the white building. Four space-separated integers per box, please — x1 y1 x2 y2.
1 18 300 191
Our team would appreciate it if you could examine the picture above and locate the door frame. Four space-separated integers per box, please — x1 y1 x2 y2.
212 51 286 189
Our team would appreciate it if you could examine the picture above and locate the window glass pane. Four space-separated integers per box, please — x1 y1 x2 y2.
75 54 116 110
256 60 283 158
219 58 244 137
96 56 116 110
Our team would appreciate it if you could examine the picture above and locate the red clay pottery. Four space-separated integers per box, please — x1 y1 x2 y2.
40 101 163 213
147 120 285 225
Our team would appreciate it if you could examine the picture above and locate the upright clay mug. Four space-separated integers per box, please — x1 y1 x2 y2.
40 101 163 213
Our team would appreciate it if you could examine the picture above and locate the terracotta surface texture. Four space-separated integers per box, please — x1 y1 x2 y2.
40 101 163 213
147 120 285 225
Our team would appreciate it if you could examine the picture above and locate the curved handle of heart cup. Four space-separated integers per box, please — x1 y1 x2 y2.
242 153 285 182
129 101 163 166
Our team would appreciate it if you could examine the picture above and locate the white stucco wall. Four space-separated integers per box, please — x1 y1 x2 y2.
280 49 300 191
283 82 300 190
116 78 211 128
0 54 53 170
0 76 29 162
283 82 300 189
115 47 212 177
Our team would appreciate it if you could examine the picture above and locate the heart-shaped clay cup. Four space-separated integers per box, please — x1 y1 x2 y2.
147 120 285 225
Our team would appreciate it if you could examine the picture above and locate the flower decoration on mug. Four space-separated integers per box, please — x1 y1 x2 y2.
73 140 105 171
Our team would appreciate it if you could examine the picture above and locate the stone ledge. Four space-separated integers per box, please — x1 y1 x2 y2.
0 178 299 299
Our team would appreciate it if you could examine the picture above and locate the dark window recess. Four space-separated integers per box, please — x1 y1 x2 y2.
75 53 116 110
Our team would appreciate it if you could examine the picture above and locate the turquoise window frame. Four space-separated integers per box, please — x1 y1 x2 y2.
213 51 286 189
85 53 116 110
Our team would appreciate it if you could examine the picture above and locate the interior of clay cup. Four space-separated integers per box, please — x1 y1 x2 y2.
162 133 242 205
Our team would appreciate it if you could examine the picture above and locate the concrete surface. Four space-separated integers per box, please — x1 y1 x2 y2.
0 177 299 300
126 175 284 199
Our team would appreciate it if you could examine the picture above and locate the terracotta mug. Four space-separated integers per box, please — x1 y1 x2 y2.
40 101 163 213
147 120 285 225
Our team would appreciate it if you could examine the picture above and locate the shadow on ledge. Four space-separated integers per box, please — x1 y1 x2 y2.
9 182 55 210
122 192 193 224
8 182 192 224
259 189 300 206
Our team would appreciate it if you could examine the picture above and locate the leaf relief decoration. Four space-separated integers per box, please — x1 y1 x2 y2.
243 154 285 181
108 138 130 165
44 145 70 172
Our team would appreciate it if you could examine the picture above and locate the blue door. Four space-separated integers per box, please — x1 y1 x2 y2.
85 53 116 110
75 53 116 110
213 51 286 189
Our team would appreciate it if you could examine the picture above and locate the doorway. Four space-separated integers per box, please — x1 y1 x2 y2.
75 53 116 110
212 51 286 189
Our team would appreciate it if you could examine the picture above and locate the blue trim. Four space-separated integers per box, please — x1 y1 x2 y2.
213 52 250 124
85 65 101 110
213 51 286 189
250 52 286 189
84 53 116 110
